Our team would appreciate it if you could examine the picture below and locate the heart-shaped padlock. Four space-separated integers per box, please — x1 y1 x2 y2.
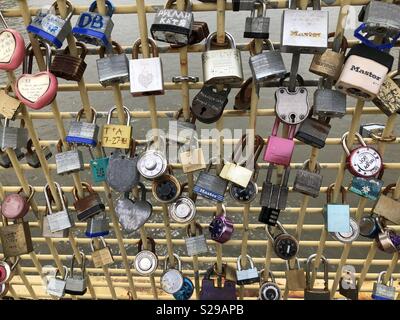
152 174 181 203
1 185 35 220
209 205 234 244
15 42 58 110
0 257 20 285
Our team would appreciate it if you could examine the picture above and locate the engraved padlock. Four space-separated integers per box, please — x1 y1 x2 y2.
293 160 323 198
135 237 158 276
55 139 84 175
97 41 129 87
185 223 208 256
66 107 99 147
90 236 114 267
0 218 33 257
101 106 132 150
372 70 400 116
0 118 28 150
243 0 269 39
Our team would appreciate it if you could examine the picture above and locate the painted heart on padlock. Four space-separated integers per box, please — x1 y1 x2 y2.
0 30 25 71
138 69 153 88
115 199 152 233
15 72 57 109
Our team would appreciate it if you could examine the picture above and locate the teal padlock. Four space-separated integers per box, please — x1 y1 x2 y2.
349 174 383 201
323 184 350 233
90 155 109 183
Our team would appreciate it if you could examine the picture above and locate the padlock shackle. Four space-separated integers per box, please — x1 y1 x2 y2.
132 38 159 59
186 222 203 237
305 253 329 290
341 132 367 157
88 0 115 17
382 183 397 196
55 265 69 280
279 72 305 88
136 182 148 202
76 107 97 123
377 270 394 286
50 0 74 21
205 32 236 51
99 40 124 58
23 42 53 73
271 117 296 139
259 268 276 284
163 253 182 271
164 0 192 12
326 183 346 204
2 256 21 271
250 0 266 18
0 9 9 29
286 257 301 271
302 159 321 174
70 251 86 277
72 181 96 201
327 32 348 54
17 185 35 204
236 254 255 270
64 42 88 60
90 236 108 252
43 182 67 215
281 166 290 188
138 236 156 253
106 106 131 125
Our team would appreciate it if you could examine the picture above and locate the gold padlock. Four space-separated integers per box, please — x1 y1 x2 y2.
180 147 206 173
0 218 33 256
101 106 132 149
372 70 400 116
0 84 22 120
373 183 400 224
90 237 114 267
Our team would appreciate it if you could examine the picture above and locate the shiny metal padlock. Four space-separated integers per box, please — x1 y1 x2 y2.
323 184 350 233
185 223 208 256
85 212 109 238
42 184 69 238
47 266 68 298
295 116 331 149
160 253 184 294
169 196 196 223
275 88 309 125
90 237 114 267
72 182 105 221
371 271 396 300
236 255 259 285
25 138 52 168
55 140 84 175
243 0 269 39
66 107 99 147
137 137 168 180
0 118 28 150
101 106 132 149
313 79 346 118
135 237 158 276
65 252 87 296
293 160 323 198
304 254 330 300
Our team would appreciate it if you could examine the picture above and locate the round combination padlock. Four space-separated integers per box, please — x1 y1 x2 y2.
152 175 181 203
209 206 234 244
330 218 360 243
229 180 258 203
173 277 194 300
266 222 299 260
169 197 196 223
134 237 158 276
137 149 167 180
258 269 281 301
160 253 184 294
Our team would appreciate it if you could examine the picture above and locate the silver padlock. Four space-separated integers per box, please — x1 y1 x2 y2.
46 266 68 298
55 140 84 175
293 160 323 198
66 107 99 147
135 237 158 276
232 0 257 11
137 137 168 180
372 271 396 300
169 196 196 223
160 253 184 294
0 118 28 150
65 252 87 296
202 32 243 85
243 0 269 39
85 212 109 238
185 223 208 256
236 254 259 285
313 79 346 118
359 123 385 139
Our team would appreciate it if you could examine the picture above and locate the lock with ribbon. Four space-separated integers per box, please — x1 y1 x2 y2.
101 106 132 150
66 107 99 147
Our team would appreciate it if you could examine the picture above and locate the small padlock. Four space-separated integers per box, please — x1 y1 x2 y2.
371 271 396 300
152 173 182 204
372 70 400 116
339 265 358 300
0 118 28 150
266 221 299 260
187 21 209 45
304 254 330 300
42 184 69 238
330 217 359 244
90 236 114 267
209 205 234 244
179 136 206 174
313 79 347 118
65 252 87 296
200 265 237 300
55 140 84 175
348 170 384 201
0 84 23 120
72 0 115 47
236 255 259 285
66 107 99 147
25 139 52 168
295 116 331 149
0 217 33 257
323 184 350 233
259 269 281 300
285 258 306 291
135 237 158 276
72 182 105 222
243 0 269 39
185 223 208 256
137 138 168 180
160 253 184 294
85 212 109 238
359 214 385 239
373 183 400 225
1 185 34 220
293 160 323 198
90 151 110 184
46 266 68 298
359 123 386 139
376 228 400 254
0 257 20 285
169 196 196 224
173 277 194 300
101 106 132 150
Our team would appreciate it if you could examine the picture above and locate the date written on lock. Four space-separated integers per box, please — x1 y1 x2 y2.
101 126 131 149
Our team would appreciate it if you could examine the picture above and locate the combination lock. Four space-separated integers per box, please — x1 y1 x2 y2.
229 181 258 203
259 282 282 300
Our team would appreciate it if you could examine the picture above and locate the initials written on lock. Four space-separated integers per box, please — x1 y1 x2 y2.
155 10 192 26
102 127 129 145
77 14 104 29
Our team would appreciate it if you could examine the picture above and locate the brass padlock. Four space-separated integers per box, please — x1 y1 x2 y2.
101 106 132 149
0 218 33 256
0 84 22 120
90 237 114 267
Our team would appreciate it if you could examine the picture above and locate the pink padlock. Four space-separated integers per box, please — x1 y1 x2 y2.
0 10 25 71
15 42 58 110
1 185 35 220
263 117 296 166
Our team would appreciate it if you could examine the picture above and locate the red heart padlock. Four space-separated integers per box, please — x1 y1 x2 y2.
1 185 35 220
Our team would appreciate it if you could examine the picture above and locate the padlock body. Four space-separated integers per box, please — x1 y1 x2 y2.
0 221 33 256
293 169 323 198
372 76 400 116
194 172 228 202
46 210 73 232
0 29 25 71
362 1 400 38
0 126 28 150
236 267 259 285
55 150 84 175
286 269 306 291
349 176 383 201
90 157 109 183
304 289 330 300
50 53 87 82
85 215 109 238
65 277 87 295
249 51 286 85
313 88 346 118
191 86 229 124
258 207 280 226
72 12 114 47
323 204 350 233
200 279 237 300
309 50 345 80
101 124 132 149
275 87 309 125
92 247 114 268
47 278 66 298
244 17 270 39
295 117 331 149
373 194 400 224
185 234 208 256
42 216 69 238
106 153 139 192
129 57 164 96
74 193 105 221
372 283 396 300
263 135 294 166
66 121 99 147
97 54 129 86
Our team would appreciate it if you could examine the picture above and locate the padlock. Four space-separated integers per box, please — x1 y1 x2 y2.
185 223 208 256
129 38 164 96
135 237 158 276
0 149 24 169
101 106 132 149
47 266 68 298
313 79 347 118
0 257 20 284
90 236 114 267
375 228 400 254
85 212 109 238
0 10 25 71
97 41 129 87
335 44 394 101
25 139 52 168
200 265 237 300
330 217 359 243
309 33 348 80
0 118 28 150
55 140 84 175
15 42 58 110
90 151 110 184
137 138 168 179
72 0 115 47
72 182 105 222
348 171 384 201
359 123 386 139
66 107 99 147
342 132 383 178
151 0 194 45
354 22 399 51
42 184 69 238
263 118 296 166
194 159 228 203
371 271 396 300
115 182 152 233
0 218 33 257
295 116 331 149
236 255 259 285
202 32 243 85
323 184 350 233
160 253 184 294
65 252 87 296
260 164 290 211
179 143 206 173
169 196 196 223
173 277 194 300
243 0 269 39
27 1 73 49
1 185 34 220
232 0 256 11
266 221 299 260
359 214 385 239
209 205 234 244
259 269 281 300
373 70 400 116
339 265 358 300
186 21 209 45
304 254 330 300
280 0 328 54
152 173 182 204
234 77 252 111
293 160 323 198
191 85 230 124
168 108 196 145
285 258 306 291
50 42 88 81
373 183 400 225
0 84 23 120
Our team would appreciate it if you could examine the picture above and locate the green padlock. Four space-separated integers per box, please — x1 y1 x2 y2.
90 149 109 183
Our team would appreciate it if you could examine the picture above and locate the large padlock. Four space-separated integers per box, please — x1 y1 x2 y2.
185 223 208 256
313 79 347 118
101 106 132 149
259 269 281 300
130 38 164 97
65 252 87 296
323 184 350 233
151 0 194 45
304 254 330 300
66 107 99 147
97 41 129 87
50 42 88 82
348 170 384 201
15 42 58 110
202 32 243 85
281 0 328 54
373 70 400 116
285 258 306 291
243 0 269 39
0 218 33 257
160 253 184 294
25 139 52 169
335 44 394 101
0 256 20 285
72 182 105 222
259 164 290 211
85 212 109 238
373 183 400 225
1 185 34 220
72 0 115 47
339 265 358 300
27 1 73 48
200 265 237 300
169 196 196 224
293 160 323 198
0 84 23 120
90 237 114 267
0 118 28 150
236 255 259 285
135 237 158 276
152 173 182 204
295 116 331 149
371 271 396 300
137 137 168 180
42 184 69 238
55 140 84 175
46 266 68 298
209 206 234 243
266 222 299 260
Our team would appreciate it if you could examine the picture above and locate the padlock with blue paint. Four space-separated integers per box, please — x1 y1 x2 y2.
173 277 194 300
323 184 350 233
85 212 109 238
354 23 400 51
27 1 73 49
72 0 115 47
349 170 384 201
66 107 99 147
90 149 109 184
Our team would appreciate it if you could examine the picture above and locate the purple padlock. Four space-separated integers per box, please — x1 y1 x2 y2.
209 206 234 244
200 265 237 300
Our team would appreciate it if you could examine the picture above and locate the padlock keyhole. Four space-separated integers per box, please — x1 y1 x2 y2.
200 107 207 115
289 113 296 123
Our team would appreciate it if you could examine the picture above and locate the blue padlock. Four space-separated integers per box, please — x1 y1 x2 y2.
90 155 109 183
354 23 400 51
323 184 350 233
349 175 383 201
72 1 115 47
173 277 194 300
66 108 99 147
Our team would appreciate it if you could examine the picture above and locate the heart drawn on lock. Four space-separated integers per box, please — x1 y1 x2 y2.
138 69 153 88
0 30 25 71
15 72 58 109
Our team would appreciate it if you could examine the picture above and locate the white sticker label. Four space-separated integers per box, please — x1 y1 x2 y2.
0 31 16 63
17 74 50 103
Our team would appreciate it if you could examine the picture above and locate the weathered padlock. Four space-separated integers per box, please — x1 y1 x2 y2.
129 38 164 96
285 258 306 291
152 173 182 204
90 151 110 184
342 132 383 178
194 159 228 203
27 1 73 48
0 257 20 284
185 223 208 256
55 140 84 175
359 214 385 239
259 269 281 300
169 196 196 223
313 79 347 118
263 118 296 166
373 183 400 225
65 252 87 296
0 118 28 150
200 265 237 300
72 0 115 47
0 84 23 120
304 254 330 300
0 218 33 256
295 116 331 149
209 206 234 244
335 44 394 101
137 138 168 179
266 221 299 260
243 0 269 39
323 184 350 233
0 149 24 168
135 237 158 276
1 185 34 220
72 182 105 221
25 139 52 168
101 106 132 149
330 217 359 243
191 85 230 124
173 277 194 300
371 271 396 300
293 160 323 198
15 42 58 110
160 253 184 294
373 70 400 116
85 212 109 238
280 0 328 54
97 41 129 87
348 171 384 201
42 185 69 238
47 266 68 298
151 0 194 45
66 108 99 147
90 237 114 267
186 20 209 45
339 265 358 300
354 22 399 51
236 255 259 285
115 183 152 233
202 32 243 85
50 42 88 81
0 10 25 71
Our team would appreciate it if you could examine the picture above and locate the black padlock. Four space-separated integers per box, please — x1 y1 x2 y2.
152 174 181 204
194 159 228 202
258 207 280 226
295 116 331 149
